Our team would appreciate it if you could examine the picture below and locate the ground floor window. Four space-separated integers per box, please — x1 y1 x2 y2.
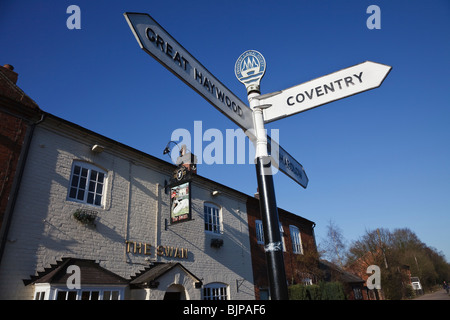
202 283 229 300
34 291 46 300
34 286 123 300
353 287 363 300
259 288 270 300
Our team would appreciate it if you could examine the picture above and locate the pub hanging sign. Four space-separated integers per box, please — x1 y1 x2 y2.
170 181 191 224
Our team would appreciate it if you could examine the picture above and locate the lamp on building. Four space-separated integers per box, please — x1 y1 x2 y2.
91 144 104 153
211 190 221 197
163 141 182 157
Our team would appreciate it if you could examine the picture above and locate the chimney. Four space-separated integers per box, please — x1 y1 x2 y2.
254 187 260 199
175 145 198 174
1 64 18 84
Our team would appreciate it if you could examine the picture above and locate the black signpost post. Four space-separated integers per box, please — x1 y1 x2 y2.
255 156 289 299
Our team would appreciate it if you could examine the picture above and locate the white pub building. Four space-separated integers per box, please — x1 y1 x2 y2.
0 75 255 299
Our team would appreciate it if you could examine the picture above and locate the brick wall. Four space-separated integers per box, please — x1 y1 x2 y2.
0 64 41 255
246 196 317 299
0 113 27 230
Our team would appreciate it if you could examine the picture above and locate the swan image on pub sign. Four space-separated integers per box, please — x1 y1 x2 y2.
170 182 190 223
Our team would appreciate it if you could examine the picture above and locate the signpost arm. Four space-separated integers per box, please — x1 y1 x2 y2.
248 90 289 300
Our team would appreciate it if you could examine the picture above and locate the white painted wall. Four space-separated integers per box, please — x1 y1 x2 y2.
0 119 254 300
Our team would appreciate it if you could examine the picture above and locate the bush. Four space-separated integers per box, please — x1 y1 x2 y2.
320 281 346 300
289 282 346 300
404 284 415 299
307 285 321 300
289 284 309 300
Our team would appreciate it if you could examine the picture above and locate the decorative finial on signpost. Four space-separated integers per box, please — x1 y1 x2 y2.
235 50 266 94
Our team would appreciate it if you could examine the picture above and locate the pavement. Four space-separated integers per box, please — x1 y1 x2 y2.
413 289 450 300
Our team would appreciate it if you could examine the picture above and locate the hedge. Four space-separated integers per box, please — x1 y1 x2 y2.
289 282 346 300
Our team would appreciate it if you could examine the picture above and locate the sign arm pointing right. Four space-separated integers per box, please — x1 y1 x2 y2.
256 61 392 123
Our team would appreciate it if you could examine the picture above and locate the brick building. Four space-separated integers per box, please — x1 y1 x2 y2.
0 64 43 265
319 259 367 300
345 249 386 300
247 195 317 299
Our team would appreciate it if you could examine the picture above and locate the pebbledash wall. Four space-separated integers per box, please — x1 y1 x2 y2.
0 113 255 300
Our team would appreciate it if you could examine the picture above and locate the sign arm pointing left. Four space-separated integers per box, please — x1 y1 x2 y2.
124 12 309 188
124 12 255 134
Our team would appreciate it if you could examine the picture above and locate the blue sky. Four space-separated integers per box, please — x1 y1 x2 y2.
1 1 449 262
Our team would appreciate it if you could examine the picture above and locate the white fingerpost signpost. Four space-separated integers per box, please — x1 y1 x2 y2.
235 50 289 300
124 12 392 300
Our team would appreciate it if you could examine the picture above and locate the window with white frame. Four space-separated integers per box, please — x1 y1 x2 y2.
280 223 286 252
34 286 123 300
204 203 222 234
289 225 303 254
255 220 285 251
68 161 106 207
34 291 46 300
202 283 229 300
255 220 264 244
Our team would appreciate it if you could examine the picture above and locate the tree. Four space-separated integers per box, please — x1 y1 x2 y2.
295 237 323 283
346 227 391 267
321 220 347 268
347 227 450 298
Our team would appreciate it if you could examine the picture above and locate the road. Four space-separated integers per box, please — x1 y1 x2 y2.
413 289 450 300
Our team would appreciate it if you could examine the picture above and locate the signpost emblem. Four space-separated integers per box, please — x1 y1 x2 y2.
235 50 266 93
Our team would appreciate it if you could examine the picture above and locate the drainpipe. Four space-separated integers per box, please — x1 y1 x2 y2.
0 112 45 265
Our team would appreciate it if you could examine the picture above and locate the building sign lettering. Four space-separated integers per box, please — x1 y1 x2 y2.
125 241 189 259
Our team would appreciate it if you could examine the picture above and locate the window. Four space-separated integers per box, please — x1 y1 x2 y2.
103 290 120 300
81 290 99 300
56 290 77 300
353 287 363 300
255 220 285 251
280 223 286 252
204 203 222 234
289 225 303 254
34 291 46 300
203 283 229 300
255 220 264 244
51 288 122 300
259 288 270 300
68 162 106 206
